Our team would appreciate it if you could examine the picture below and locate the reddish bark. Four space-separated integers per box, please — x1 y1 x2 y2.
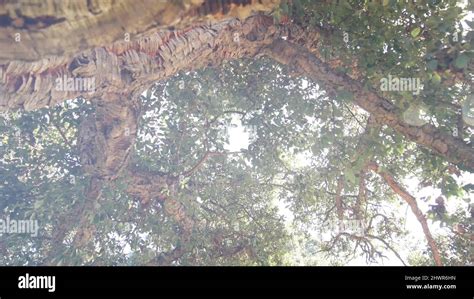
368 162 443 266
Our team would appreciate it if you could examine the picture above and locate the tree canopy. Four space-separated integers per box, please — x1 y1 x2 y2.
0 0 473 266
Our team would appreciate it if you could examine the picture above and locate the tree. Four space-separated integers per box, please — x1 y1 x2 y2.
0 0 472 266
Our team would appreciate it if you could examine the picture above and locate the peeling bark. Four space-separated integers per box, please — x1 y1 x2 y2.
0 14 278 111
78 94 140 180
126 168 195 236
0 0 279 63
125 169 174 206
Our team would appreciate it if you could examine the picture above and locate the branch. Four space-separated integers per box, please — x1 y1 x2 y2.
71 177 103 249
264 39 474 171
182 151 241 177
208 110 247 125
335 176 344 221
367 162 443 266
366 234 407 266
146 242 185 266
78 96 139 180
355 168 367 220
343 103 365 129
43 176 103 265
0 0 279 62
1 14 279 111
49 110 73 149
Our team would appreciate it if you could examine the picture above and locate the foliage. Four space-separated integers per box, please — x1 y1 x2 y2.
0 1 472 265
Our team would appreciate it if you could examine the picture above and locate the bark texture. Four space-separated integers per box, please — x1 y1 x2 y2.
0 0 279 62
0 14 278 111
78 94 140 180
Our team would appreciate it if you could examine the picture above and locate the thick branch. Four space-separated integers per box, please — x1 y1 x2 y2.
367 162 443 266
0 0 279 63
77 94 140 180
125 168 195 234
264 39 474 172
0 14 279 111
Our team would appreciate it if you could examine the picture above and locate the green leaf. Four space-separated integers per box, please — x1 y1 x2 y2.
341 0 352 10
337 90 353 101
34 200 43 210
280 1 289 14
431 71 442 84
454 54 469 69
427 59 438 71
273 10 281 23
411 27 421 38
344 168 357 185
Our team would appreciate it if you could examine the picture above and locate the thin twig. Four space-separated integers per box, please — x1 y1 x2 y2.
49 111 73 149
